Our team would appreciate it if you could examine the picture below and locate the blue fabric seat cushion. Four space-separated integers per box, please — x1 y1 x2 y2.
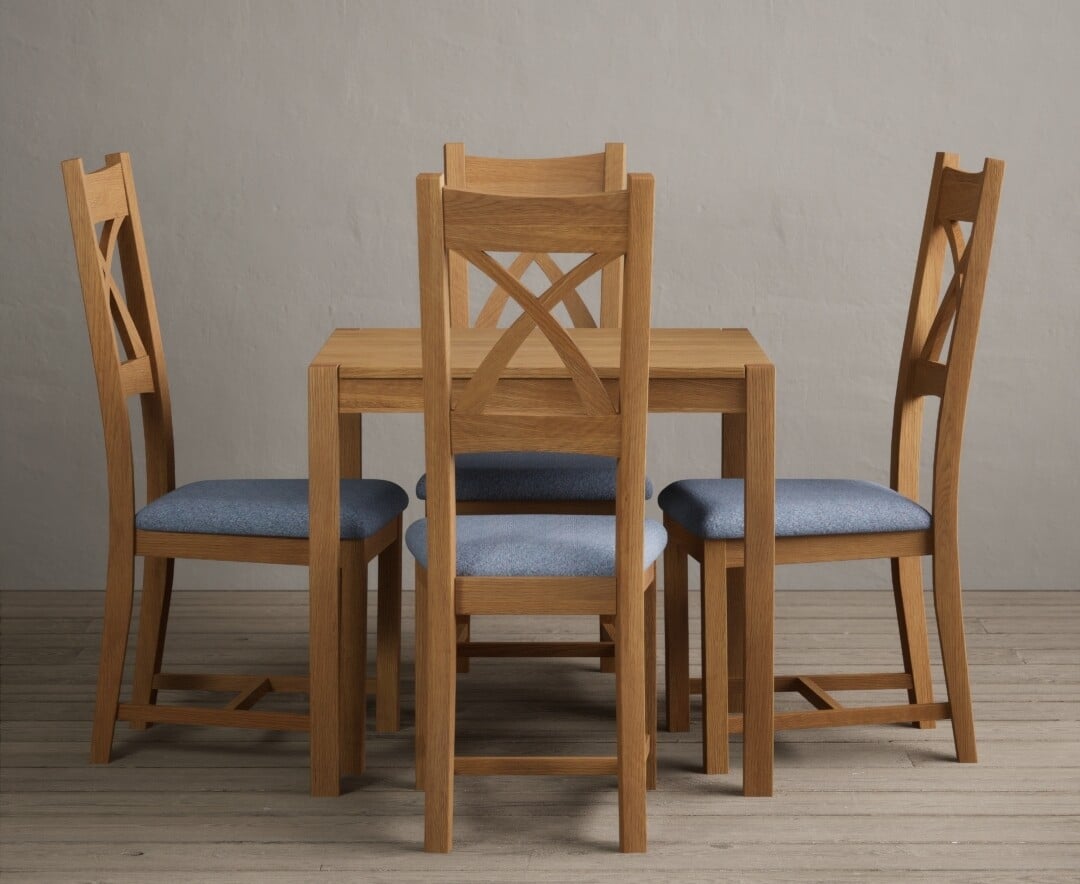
415 452 653 502
135 479 409 540
657 478 931 540
406 514 667 577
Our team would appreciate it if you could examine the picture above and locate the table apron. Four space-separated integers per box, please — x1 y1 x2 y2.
337 376 747 414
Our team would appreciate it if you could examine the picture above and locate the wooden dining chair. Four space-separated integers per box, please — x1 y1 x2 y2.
416 143 647 673
62 152 409 779
660 153 1004 776
411 172 661 851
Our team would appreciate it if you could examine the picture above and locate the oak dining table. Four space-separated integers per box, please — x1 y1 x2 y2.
306 326 775 799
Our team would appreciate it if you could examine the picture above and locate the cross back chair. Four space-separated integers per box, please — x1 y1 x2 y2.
419 143 642 674
444 142 627 330
410 172 661 852
660 153 1004 775
62 153 408 783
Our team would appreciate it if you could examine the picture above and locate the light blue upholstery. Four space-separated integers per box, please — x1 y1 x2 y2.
406 515 667 577
135 479 409 540
658 479 931 540
415 452 654 502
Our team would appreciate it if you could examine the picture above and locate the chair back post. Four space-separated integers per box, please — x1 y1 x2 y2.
107 153 176 505
889 153 1004 519
416 172 458 587
63 156 137 536
931 158 1004 525
615 173 655 600
443 143 627 329
611 174 653 852
61 153 177 524
443 146 470 328
600 142 628 327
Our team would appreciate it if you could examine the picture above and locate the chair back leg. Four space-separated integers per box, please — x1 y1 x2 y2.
615 574 648 852
701 542 730 774
90 537 136 763
423 566 457 852
645 578 658 790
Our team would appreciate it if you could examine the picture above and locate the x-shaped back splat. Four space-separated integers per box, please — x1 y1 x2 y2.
453 249 621 417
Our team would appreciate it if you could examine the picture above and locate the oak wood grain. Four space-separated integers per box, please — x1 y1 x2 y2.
64 153 406 790
664 153 1004 788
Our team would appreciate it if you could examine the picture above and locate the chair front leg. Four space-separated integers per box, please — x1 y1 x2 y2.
645 576 658 790
375 516 403 732
726 567 745 714
340 545 367 777
701 542 729 774
600 614 616 672
414 563 427 791
128 555 174 730
891 555 936 728
662 518 690 732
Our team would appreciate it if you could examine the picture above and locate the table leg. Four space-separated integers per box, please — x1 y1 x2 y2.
742 363 775 797
721 413 746 715
309 365 343 797
339 413 362 477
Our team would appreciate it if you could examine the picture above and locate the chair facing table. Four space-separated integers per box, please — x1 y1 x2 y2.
416 143 647 674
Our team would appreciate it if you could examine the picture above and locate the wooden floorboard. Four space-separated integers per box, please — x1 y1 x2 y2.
1 589 1078 880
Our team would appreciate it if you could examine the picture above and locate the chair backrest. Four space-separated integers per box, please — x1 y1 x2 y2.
62 153 176 531
444 143 627 329
890 153 1005 523
416 172 654 577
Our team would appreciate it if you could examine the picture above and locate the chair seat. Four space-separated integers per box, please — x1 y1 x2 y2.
658 478 932 540
406 515 667 577
135 479 409 540
415 452 654 502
